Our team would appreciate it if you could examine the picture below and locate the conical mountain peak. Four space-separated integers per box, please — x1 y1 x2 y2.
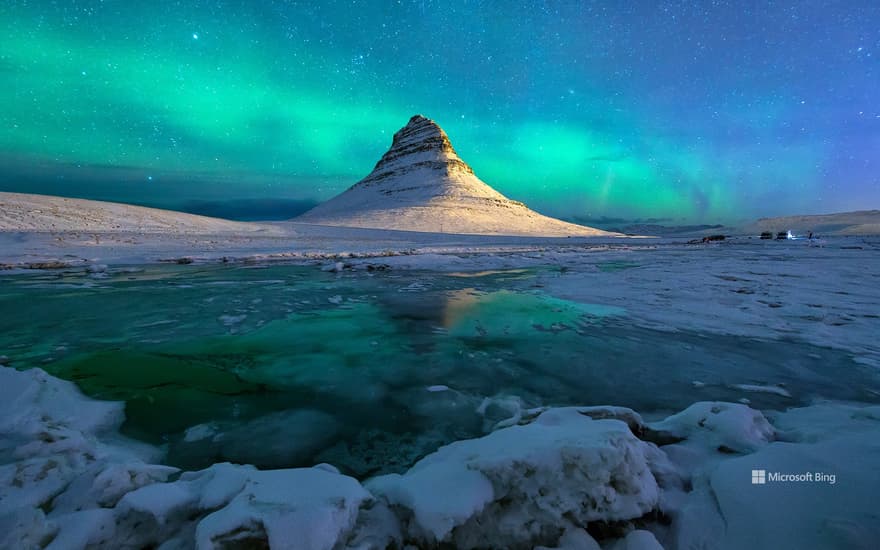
359 115 472 187
297 116 611 237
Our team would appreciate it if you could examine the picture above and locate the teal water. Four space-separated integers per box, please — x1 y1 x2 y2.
2 263 877 476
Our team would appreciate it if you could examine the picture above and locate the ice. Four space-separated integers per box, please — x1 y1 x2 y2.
4 363 880 548
534 528 601 550
183 423 218 443
0 507 55 550
649 401 776 453
50 462 178 514
3 235 880 548
45 509 117 550
172 410 340 469
0 366 125 442
197 468 371 550
367 407 662 547
314 428 450 478
217 314 246 326
729 383 792 398
608 530 665 550
670 403 880 549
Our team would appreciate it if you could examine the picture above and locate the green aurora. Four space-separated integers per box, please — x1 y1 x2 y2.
2 1 877 222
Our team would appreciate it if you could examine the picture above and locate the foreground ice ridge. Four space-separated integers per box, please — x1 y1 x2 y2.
2 367 879 549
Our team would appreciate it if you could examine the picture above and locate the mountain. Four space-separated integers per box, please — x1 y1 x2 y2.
0 192 278 234
740 210 880 236
297 115 613 237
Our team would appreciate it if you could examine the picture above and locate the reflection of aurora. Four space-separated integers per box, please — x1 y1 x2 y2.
8 266 875 471
441 289 624 336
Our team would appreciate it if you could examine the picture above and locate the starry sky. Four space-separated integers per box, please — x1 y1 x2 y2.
1 1 878 223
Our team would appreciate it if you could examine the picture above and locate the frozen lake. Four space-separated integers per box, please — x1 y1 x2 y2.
3 239 879 477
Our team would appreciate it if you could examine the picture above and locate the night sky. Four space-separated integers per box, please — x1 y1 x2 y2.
1 1 878 223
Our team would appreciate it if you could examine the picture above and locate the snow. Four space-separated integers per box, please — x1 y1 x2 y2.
194 468 371 550
668 403 880 549
2 364 880 548
367 407 662 547
739 209 880 237
729 383 792 398
535 528 601 550
650 401 776 453
2 208 879 548
297 115 615 237
608 530 665 550
0 192 279 235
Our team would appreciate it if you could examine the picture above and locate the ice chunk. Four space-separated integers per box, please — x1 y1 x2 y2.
678 403 880 549
0 507 54 550
368 408 661 547
183 423 218 443
46 509 117 550
195 468 371 550
729 383 791 398
650 401 775 453
51 462 178 513
607 529 664 550
0 367 125 443
534 528 600 550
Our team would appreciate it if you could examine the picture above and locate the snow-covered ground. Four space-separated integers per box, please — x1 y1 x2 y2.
3 192 880 548
0 192 282 235
0 191 633 268
738 209 880 237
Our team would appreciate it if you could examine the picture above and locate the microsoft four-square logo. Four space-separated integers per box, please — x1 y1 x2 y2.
751 469 766 484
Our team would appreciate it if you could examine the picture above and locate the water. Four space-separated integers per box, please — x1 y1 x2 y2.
2 262 877 477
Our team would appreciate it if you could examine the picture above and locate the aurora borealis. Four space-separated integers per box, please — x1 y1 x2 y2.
1 1 878 223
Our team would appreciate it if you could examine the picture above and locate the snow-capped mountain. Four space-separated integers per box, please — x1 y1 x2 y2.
297 115 613 236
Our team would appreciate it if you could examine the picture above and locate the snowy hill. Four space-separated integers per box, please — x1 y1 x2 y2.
741 210 880 236
0 192 279 234
297 115 614 237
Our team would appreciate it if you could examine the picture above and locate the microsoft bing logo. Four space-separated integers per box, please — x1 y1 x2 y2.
751 469 767 484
